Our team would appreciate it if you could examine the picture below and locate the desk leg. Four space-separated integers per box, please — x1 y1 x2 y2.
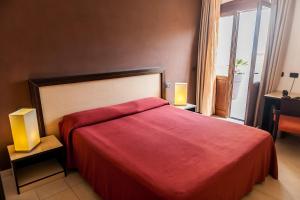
262 97 281 133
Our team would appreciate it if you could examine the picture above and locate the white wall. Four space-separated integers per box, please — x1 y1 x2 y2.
277 0 300 94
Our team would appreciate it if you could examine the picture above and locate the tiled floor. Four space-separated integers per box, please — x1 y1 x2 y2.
244 134 300 200
2 134 300 200
1 170 101 200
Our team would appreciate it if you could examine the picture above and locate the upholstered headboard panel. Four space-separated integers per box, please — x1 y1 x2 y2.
29 68 165 137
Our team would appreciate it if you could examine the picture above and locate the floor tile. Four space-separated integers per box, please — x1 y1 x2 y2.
0 169 12 178
35 179 69 200
72 182 101 200
243 189 281 200
5 191 39 200
64 171 84 187
1 175 38 200
243 135 300 200
45 189 79 200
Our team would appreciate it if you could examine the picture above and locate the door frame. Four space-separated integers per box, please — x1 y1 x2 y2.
226 13 239 118
244 1 272 124
244 1 263 124
223 0 271 121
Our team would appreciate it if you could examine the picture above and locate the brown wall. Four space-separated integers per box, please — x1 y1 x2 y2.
0 0 200 169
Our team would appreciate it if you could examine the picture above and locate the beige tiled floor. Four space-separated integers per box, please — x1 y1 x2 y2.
1 170 101 200
2 135 300 200
244 134 300 200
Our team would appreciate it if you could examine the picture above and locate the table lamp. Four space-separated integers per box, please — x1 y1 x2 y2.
9 108 40 152
174 83 188 106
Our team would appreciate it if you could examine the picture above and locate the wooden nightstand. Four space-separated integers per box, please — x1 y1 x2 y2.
174 104 197 112
7 135 66 194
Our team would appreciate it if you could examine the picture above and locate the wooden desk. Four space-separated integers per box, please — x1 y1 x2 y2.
264 91 300 99
262 91 300 133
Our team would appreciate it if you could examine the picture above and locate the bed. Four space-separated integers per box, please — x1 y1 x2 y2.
29 68 278 200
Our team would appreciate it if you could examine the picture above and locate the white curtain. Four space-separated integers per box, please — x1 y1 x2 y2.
254 0 295 126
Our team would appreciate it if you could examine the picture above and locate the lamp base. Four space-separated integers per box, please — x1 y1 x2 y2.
14 141 41 152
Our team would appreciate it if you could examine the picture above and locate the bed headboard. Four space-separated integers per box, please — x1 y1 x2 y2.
29 68 165 137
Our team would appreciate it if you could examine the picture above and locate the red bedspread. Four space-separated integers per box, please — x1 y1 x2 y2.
60 97 277 200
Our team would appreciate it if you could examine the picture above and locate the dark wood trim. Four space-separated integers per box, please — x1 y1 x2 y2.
0 174 5 200
29 82 45 136
28 67 166 137
280 98 300 117
262 96 281 133
272 107 280 141
29 68 164 87
160 70 166 100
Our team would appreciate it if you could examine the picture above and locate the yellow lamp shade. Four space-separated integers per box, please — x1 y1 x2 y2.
9 108 40 151
174 83 188 106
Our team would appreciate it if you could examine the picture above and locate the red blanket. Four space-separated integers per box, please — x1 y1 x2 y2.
60 97 277 200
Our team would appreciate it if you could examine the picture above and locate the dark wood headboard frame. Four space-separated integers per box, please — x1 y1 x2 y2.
28 67 166 137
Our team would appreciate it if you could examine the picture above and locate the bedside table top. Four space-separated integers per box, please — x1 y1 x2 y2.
7 135 63 162
174 103 196 110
